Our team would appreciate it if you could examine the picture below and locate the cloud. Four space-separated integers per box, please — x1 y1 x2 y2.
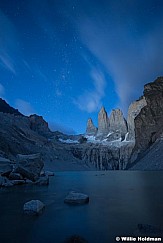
0 10 17 74
74 1 163 113
74 67 106 113
0 83 5 98
15 99 35 116
0 52 16 74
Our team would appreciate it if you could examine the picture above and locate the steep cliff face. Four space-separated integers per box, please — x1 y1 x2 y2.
86 118 97 135
97 106 109 136
70 142 134 170
127 97 147 140
109 109 128 137
134 77 163 154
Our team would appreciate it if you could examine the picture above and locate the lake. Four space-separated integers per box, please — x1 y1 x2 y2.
0 171 163 242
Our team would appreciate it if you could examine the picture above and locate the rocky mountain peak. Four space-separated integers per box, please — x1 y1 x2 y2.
97 106 109 136
144 76 163 95
0 98 22 116
86 118 97 135
29 114 52 137
109 109 127 136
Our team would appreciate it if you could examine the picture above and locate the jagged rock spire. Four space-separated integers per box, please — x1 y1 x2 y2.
97 106 109 135
109 109 127 136
86 118 97 135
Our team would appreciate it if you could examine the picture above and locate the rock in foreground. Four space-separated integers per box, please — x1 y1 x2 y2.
0 157 13 177
0 175 13 187
23 200 45 215
34 175 49 185
65 235 88 243
137 224 163 235
15 153 44 181
64 191 89 205
45 171 54 176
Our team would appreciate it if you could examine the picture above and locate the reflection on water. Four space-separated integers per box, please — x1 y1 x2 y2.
0 171 163 243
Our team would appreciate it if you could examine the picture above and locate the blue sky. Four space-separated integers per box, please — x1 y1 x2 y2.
0 0 163 134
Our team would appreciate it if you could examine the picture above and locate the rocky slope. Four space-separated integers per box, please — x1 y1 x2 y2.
128 137 163 170
0 99 94 172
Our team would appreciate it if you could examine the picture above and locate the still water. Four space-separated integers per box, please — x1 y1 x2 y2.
0 171 163 243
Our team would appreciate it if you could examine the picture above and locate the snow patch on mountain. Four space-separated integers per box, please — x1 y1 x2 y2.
59 138 79 144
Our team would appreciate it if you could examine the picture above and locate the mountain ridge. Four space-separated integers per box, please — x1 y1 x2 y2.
0 76 163 171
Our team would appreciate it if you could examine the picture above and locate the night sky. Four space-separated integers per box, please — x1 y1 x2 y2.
0 0 163 134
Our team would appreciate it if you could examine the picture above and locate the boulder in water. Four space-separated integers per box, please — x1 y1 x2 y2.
34 175 49 185
23 200 45 215
64 191 89 205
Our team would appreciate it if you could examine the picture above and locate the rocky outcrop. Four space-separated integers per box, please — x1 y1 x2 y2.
97 106 109 136
86 118 97 135
9 172 23 180
109 109 128 138
34 175 49 185
0 153 49 186
0 111 59 166
29 114 52 138
127 97 147 140
0 175 14 187
0 157 13 176
14 153 44 181
133 77 163 154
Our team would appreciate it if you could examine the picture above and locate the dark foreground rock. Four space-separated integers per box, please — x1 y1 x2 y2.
64 191 89 205
137 224 163 235
0 153 53 187
23 200 45 215
12 180 26 185
15 153 44 181
64 235 88 243
34 175 49 185
45 171 54 176
0 175 13 187
0 157 13 177
9 172 23 180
